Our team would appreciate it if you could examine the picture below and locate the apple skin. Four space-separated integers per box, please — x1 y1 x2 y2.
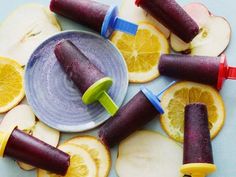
170 3 231 57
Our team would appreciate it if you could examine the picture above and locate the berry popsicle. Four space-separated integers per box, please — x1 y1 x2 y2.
158 54 236 90
99 82 175 147
54 40 118 116
50 0 138 38
0 127 70 175
135 0 199 43
181 103 216 177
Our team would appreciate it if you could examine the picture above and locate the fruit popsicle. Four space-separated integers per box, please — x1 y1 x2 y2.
99 82 175 147
50 0 138 38
54 40 118 116
159 54 236 90
0 127 70 175
181 103 216 177
135 0 199 43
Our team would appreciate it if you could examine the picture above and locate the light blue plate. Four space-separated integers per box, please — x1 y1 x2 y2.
24 31 128 132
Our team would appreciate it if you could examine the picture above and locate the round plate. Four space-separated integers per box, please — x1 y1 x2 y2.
25 31 128 132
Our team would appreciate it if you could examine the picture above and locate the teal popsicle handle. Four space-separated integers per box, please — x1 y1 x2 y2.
113 17 138 35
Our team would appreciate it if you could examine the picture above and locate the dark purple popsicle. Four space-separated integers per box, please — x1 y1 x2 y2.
99 91 159 148
50 0 108 33
183 103 214 164
135 0 199 43
54 40 105 94
4 128 70 175
159 54 220 86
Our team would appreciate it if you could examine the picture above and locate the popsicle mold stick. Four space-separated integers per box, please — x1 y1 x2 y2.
141 87 164 114
217 54 236 89
141 81 176 114
101 6 138 38
0 126 15 157
113 18 138 35
181 163 217 177
156 81 176 99
82 77 118 116
227 67 236 79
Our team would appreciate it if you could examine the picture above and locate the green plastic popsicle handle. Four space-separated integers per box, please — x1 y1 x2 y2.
82 77 118 115
98 91 118 116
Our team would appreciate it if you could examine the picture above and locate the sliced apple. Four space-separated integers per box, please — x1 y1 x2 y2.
0 104 60 171
170 3 231 56
37 143 97 177
119 0 170 38
0 104 35 131
116 131 183 177
0 3 61 66
66 136 111 177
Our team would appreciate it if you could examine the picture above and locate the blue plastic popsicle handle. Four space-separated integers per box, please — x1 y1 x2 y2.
156 81 177 100
113 17 138 36
141 81 176 114
101 6 138 38
141 87 164 114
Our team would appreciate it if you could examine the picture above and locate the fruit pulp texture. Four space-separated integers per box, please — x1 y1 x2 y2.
183 103 214 164
4 128 70 175
137 0 199 43
54 40 105 94
159 54 220 86
50 0 109 32
99 91 159 147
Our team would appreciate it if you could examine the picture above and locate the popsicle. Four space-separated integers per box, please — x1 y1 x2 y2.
181 103 216 177
158 54 236 90
135 0 199 43
54 39 118 116
99 82 175 147
0 126 70 175
50 0 138 38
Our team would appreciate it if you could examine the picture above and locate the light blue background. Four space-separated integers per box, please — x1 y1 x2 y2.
0 0 236 176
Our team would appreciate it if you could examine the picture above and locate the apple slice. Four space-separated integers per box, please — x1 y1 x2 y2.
170 3 231 56
37 143 97 177
116 131 183 177
0 104 35 132
66 136 111 177
118 0 170 38
0 3 61 66
0 104 60 171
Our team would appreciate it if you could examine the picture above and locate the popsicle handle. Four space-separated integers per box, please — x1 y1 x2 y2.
113 18 138 35
156 81 177 100
98 91 119 116
226 67 236 79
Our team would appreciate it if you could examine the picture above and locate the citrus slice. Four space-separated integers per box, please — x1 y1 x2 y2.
37 143 97 177
111 22 169 83
66 136 111 177
0 57 24 113
160 81 225 143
